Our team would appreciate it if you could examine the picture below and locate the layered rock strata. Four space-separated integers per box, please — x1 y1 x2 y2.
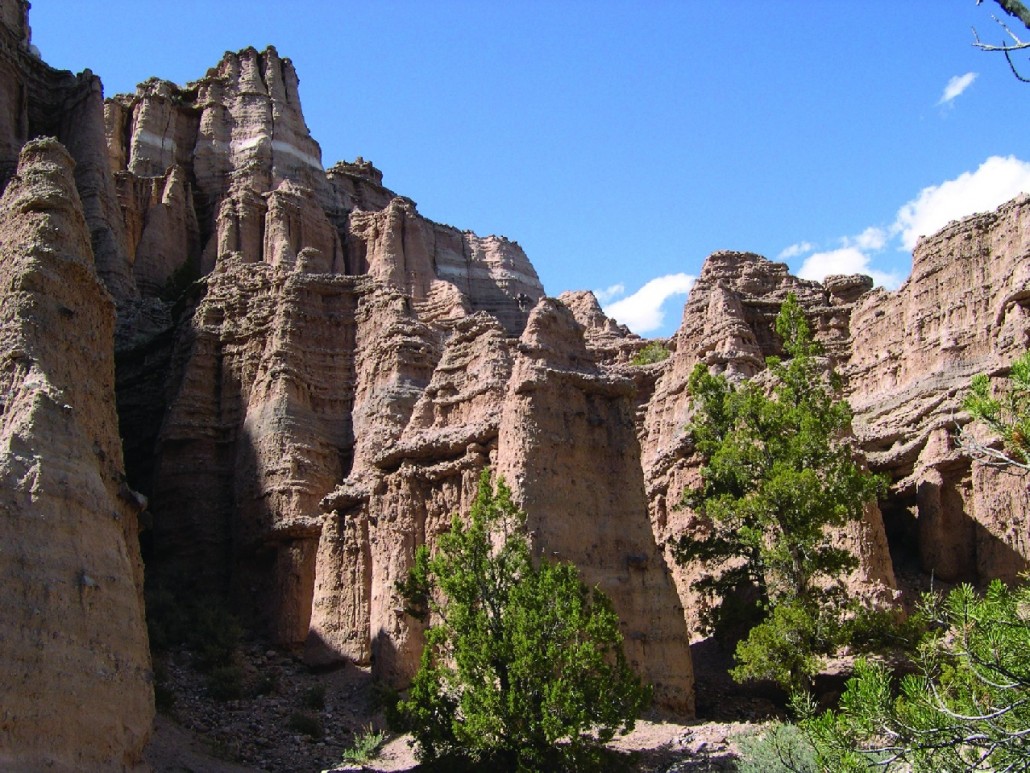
312 299 696 712
847 195 1030 584
102 29 1029 721
497 299 694 712
642 252 896 635
0 139 151 770
103 43 549 679
2 3 1029 762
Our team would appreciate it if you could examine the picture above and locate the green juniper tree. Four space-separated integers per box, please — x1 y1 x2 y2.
674 293 885 694
390 471 651 772
961 349 1030 471
801 352 1030 771
804 581 1030 772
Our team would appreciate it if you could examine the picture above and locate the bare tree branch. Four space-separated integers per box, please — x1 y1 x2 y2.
973 3 1030 80
1005 46 1030 80
954 419 1030 474
972 21 1030 52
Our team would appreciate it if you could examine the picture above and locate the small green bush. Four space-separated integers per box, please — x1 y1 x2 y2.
191 601 243 670
288 711 324 739
734 723 819 773
252 671 279 697
341 724 387 765
631 341 671 366
301 684 326 710
206 664 245 701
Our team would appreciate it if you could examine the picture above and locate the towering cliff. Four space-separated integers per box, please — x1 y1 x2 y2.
93 12 693 719
641 253 897 633
0 139 152 770
104 46 565 694
0 3 152 767
847 195 1030 584
496 299 693 711
0 2 1028 766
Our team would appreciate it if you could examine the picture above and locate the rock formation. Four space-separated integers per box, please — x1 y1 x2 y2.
0 0 134 302
1 1 1029 766
642 252 897 634
497 299 694 711
847 195 1030 584
92 20 689 721
0 139 151 770
102 43 553 697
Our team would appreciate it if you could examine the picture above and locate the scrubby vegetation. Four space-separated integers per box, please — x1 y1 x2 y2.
801 580 1030 770
792 352 1030 771
341 724 387 765
734 722 820 773
631 341 671 366
962 349 1030 470
732 346 1030 771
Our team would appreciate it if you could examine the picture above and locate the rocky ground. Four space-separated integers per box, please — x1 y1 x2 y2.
145 638 782 773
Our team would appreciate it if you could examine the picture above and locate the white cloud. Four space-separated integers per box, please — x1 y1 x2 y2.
593 283 625 304
777 241 815 260
894 155 1030 250
603 273 695 334
783 155 1030 294
847 226 888 251
797 247 904 290
938 72 978 105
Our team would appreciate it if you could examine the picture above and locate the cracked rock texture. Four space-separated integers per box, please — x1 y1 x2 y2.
847 195 1030 585
1 0 1029 765
0 138 152 771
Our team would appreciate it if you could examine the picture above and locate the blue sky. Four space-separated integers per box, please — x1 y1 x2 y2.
31 1 1030 337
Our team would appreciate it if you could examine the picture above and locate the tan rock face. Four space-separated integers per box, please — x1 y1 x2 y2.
643 252 897 636
496 299 695 713
313 317 512 674
7 0 1030 749
109 34 1028 728
0 2 136 304
145 260 365 640
347 196 543 335
558 289 645 366
0 138 151 770
847 195 1030 583
106 48 336 287
107 41 547 673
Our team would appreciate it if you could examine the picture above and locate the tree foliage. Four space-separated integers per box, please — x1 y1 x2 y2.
804 580 1030 771
673 293 885 693
961 350 1030 471
390 471 651 771
803 349 1030 770
631 341 671 366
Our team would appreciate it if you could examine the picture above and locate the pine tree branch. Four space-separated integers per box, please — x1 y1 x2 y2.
953 421 1030 473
